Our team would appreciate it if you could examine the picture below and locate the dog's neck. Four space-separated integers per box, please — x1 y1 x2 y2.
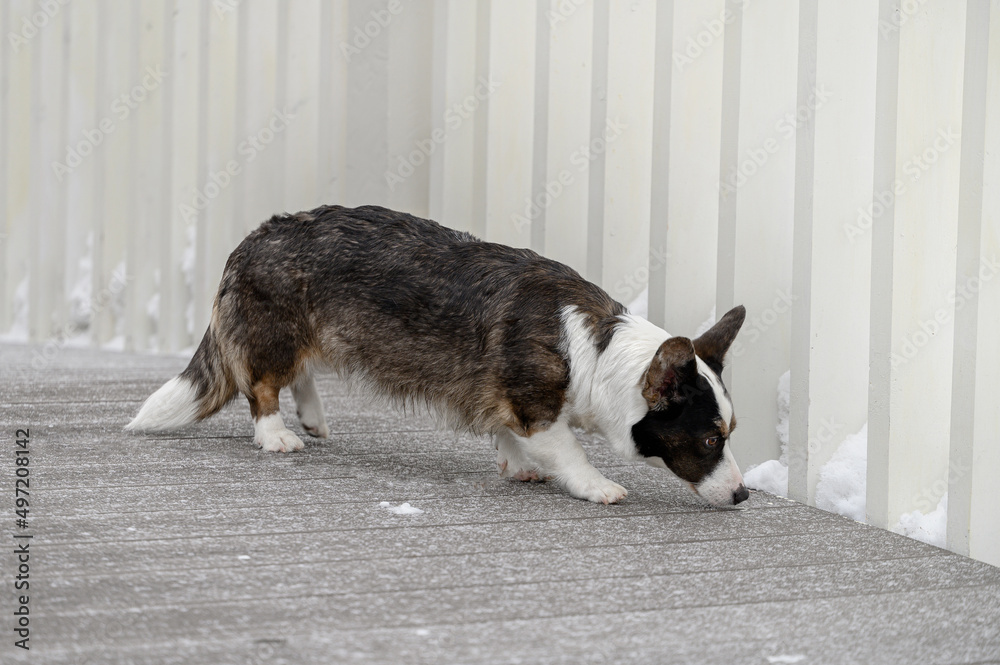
562 307 668 458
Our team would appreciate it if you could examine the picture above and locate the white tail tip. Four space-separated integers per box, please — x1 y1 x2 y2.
126 377 200 432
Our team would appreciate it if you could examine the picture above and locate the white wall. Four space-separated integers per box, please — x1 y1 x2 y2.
1 0 996 567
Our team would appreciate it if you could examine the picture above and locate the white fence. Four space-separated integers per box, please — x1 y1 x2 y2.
1 0 997 566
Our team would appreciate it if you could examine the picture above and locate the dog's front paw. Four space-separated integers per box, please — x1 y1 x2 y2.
256 428 306 453
301 418 329 439
566 475 628 505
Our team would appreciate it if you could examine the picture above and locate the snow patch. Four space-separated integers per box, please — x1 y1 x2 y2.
776 370 791 463
68 233 95 329
379 501 424 515
744 459 788 497
895 494 947 548
0 277 29 342
815 424 868 522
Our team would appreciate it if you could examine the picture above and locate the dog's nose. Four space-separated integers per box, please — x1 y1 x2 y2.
733 484 749 504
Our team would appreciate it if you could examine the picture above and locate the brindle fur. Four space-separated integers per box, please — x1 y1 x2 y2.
183 205 625 436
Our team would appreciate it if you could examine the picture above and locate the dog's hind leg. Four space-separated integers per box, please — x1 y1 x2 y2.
248 377 306 453
495 429 547 482
513 421 627 504
292 371 329 438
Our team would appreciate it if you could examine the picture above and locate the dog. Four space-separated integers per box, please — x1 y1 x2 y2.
127 205 749 506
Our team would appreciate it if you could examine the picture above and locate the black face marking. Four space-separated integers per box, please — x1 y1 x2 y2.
630 372 728 484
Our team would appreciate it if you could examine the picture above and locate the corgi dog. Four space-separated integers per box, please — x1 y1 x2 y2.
127 205 749 506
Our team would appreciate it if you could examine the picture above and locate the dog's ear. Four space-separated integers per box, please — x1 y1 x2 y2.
693 305 746 373
642 337 698 410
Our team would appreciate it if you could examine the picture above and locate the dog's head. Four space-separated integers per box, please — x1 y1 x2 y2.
631 306 749 507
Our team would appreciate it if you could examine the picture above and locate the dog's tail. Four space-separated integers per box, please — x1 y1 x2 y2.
126 326 239 432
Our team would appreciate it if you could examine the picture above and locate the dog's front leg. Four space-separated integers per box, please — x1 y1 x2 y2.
512 421 627 504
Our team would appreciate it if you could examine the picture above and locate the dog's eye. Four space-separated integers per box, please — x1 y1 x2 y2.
704 436 721 448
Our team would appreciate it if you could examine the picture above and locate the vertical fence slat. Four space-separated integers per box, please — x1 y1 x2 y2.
964 0 1000 568
541 0 592 277
63 2 99 346
866 0 902 530
869 0 967 530
723 0 799 470
126 0 169 352
528 0 551 254
317 0 347 206
428 0 479 232
585 0 609 285
91 1 136 347
386 1 434 216
284 0 321 214
788 0 820 503
155 0 175 354
238 0 281 235
345 0 390 208
3 0 32 341
0 1 7 337
601 0 657 303
482 0 536 247
164 0 197 352
715 0 742 330
656 0 726 335
470 0 490 238
788 0 878 504
28 1 69 343
192 0 239 338
647 0 674 325
948 0 995 565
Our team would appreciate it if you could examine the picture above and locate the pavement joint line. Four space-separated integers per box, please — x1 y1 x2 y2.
31 491 778 518
34 489 784 518
35 530 929 580
31 567 997 621
26 463 645 489
30 506 845 549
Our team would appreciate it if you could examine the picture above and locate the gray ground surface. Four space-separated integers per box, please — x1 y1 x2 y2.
1 343 998 665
